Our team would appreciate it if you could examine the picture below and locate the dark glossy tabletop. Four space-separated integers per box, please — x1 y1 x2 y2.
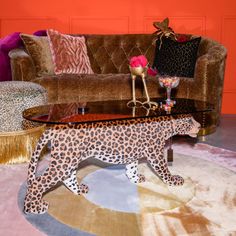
23 98 214 125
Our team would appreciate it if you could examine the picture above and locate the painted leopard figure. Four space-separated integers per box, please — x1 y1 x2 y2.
24 114 200 214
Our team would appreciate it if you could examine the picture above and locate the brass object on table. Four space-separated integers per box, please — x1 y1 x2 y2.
127 66 158 109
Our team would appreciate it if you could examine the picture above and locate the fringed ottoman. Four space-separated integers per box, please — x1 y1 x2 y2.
0 81 47 164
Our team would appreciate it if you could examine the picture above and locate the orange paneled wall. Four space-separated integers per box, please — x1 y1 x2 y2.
0 0 236 114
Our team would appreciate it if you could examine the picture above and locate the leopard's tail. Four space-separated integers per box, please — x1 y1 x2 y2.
27 128 52 185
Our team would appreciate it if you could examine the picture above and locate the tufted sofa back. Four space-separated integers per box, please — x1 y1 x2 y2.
83 34 156 74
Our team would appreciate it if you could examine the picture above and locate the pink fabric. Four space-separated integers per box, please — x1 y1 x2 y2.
0 32 22 52
0 32 22 81
33 30 47 36
176 34 190 42
147 67 158 76
0 52 11 81
129 55 148 68
47 29 93 75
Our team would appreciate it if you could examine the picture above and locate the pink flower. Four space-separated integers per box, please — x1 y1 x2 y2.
177 34 189 42
130 56 140 67
129 55 148 68
147 67 158 76
138 55 148 67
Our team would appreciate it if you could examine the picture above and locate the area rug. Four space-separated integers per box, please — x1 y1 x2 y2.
1 143 236 236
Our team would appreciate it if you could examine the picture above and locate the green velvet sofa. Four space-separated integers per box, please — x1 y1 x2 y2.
9 34 227 135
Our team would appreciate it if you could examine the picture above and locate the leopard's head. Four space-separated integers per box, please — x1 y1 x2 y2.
173 115 201 138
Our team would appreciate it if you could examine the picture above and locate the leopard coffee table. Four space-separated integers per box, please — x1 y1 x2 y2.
23 98 213 214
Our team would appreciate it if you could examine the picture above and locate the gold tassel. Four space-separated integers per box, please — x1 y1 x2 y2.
0 125 46 164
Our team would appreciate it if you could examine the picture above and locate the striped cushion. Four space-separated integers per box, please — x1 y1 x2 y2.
47 29 93 75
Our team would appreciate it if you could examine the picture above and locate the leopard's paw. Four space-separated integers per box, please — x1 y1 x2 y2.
78 183 89 194
138 174 146 183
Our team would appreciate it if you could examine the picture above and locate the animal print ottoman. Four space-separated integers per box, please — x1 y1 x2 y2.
0 81 47 164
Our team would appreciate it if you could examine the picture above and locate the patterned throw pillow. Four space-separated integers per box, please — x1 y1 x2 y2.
20 34 55 76
153 36 201 78
47 29 93 75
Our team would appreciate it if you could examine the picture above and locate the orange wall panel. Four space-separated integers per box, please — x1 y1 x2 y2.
0 0 236 114
0 18 56 36
70 17 129 34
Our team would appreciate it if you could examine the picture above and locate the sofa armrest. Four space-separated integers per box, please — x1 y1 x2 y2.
173 41 227 133
194 44 227 107
177 43 227 104
8 48 36 82
191 45 227 130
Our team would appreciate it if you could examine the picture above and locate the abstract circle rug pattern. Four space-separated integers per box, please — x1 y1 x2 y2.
18 148 236 236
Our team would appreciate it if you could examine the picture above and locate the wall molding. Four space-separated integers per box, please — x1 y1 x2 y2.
221 16 236 48
223 89 236 94
221 16 236 43
0 17 56 36
69 16 130 34
221 16 236 90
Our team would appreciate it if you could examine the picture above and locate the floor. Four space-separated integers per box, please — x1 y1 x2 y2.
0 115 235 236
174 114 236 151
199 114 236 151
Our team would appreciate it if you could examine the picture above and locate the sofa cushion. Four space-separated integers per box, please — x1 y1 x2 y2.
47 29 93 75
33 73 159 104
153 36 201 77
20 34 55 76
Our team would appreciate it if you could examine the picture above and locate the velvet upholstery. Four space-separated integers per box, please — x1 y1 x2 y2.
0 32 22 81
33 73 159 104
9 34 227 135
0 32 22 52
20 34 54 76
85 34 155 74
33 30 47 36
0 51 11 82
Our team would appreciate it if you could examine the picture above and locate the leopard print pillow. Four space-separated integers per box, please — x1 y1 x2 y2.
153 36 201 78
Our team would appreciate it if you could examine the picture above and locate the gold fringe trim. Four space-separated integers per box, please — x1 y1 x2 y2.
0 125 46 164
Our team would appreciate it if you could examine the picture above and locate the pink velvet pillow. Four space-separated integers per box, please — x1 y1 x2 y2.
47 29 93 75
